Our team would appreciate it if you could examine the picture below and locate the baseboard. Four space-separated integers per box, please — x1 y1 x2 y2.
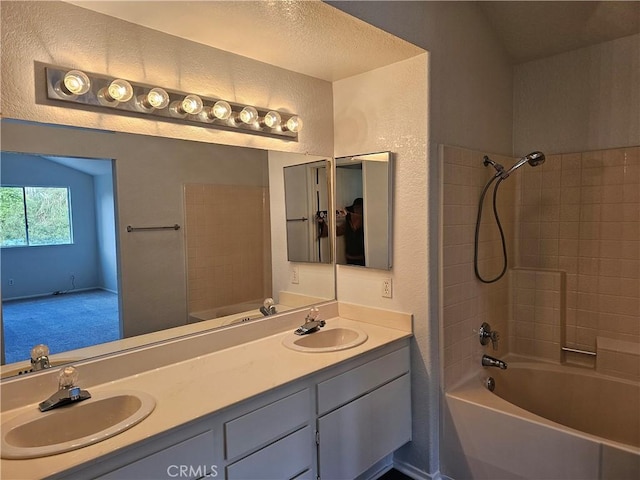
359 455 394 479
99 287 119 295
393 459 450 480
2 287 102 302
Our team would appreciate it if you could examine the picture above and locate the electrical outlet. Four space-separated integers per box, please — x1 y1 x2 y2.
382 278 392 298
8 278 14 286
291 265 299 284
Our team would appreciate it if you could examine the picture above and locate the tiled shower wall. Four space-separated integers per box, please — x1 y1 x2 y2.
509 268 564 363
516 147 640 359
185 184 272 314
443 145 640 387
442 146 516 388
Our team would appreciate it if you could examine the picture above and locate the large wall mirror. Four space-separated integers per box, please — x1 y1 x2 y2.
335 152 393 270
0 120 335 377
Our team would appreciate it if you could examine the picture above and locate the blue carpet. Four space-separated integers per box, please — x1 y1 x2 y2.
3 289 120 364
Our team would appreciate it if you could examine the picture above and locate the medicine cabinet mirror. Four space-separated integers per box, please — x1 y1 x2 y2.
334 152 393 270
283 160 331 264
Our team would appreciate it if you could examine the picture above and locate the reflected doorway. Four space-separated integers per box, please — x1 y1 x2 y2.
0 152 121 365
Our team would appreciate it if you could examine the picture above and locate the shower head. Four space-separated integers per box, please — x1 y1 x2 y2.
502 151 545 178
525 151 546 167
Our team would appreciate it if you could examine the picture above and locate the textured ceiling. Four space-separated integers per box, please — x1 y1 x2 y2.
479 1 640 63
64 1 639 73
64 0 424 82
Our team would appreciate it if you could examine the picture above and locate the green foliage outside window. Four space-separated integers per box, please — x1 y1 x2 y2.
0 186 72 247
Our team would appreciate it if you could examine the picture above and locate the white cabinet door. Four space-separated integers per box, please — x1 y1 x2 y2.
318 374 411 480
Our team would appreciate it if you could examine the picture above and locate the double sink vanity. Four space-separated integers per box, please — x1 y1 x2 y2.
0 302 412 479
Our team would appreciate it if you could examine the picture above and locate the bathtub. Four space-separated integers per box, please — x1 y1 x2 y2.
443 358 640 480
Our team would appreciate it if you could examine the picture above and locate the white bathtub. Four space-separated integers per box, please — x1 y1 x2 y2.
443 358 640 479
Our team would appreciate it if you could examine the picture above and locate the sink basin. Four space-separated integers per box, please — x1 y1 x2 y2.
1 390 155 459
282 326 368 353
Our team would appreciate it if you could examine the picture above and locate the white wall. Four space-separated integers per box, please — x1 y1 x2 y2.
94 172 118 293
334 54 431 475
330 1 513 154
514 33 640 155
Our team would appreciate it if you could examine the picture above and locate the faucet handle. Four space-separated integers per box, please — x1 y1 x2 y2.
30 344 51 371
58 365 80 390
305 306 320 322
30 344 49 361
478 322 500 350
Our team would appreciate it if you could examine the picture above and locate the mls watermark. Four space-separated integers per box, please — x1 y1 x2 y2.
167 465 218 478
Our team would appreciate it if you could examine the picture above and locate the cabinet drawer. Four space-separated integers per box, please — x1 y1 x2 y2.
317 346 409 414
225 388 310 460
226 426 312 480
97 430 215 480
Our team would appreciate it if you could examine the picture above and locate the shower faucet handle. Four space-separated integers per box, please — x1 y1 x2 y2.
478 322 500 350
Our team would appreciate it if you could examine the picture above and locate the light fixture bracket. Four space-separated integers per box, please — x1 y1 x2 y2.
42 64 300 140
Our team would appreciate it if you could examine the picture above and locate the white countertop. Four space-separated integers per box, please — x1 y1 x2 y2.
0 309 411 480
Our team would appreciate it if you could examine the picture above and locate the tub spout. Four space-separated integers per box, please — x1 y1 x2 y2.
482 354 507 370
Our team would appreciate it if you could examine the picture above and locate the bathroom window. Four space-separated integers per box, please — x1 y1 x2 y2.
0 186 73 247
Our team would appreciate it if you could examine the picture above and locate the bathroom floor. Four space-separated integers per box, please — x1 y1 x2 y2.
378 468 414 479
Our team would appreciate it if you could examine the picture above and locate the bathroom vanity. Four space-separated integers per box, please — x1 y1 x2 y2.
0 303 412 480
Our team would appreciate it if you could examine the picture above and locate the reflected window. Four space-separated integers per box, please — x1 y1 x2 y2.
0 186 73 247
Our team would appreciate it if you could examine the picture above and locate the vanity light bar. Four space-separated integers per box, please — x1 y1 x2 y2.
43 65 302 140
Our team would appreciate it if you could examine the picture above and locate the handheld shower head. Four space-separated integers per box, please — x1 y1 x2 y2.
525 151 546 167
502 151 545 178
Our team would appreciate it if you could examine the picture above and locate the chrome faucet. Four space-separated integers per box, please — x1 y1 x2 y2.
294 307 325 336
30 344 51 371
482 354 507 370
39 365 91 412
478 322 500 350
259 297 277 316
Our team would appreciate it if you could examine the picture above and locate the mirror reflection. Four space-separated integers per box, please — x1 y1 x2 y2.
0 122 335 378
284 160 331 264
335 152 393 270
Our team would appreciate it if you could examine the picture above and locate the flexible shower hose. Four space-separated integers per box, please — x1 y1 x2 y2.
474 175 508 283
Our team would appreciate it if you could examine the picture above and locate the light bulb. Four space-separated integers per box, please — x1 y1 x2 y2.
181 94 203 115
106 79 134 102
239 106 258 124
263 111 282 129
211 100 232 120
62 70 91 95
284 116 303 133
146 88 170 109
